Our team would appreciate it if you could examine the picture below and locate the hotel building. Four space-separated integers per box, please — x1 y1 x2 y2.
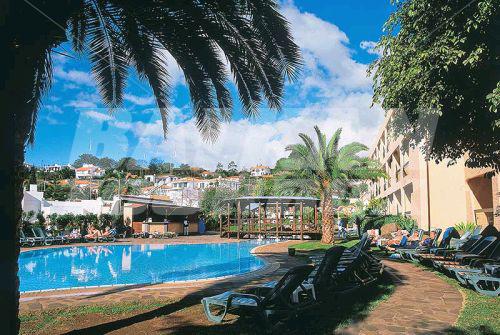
366 110 499 231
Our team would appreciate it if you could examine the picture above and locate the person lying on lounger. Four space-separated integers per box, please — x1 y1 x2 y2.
85 226 100 239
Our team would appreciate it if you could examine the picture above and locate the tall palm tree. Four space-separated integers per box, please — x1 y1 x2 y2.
275 126 384 244
1 1 301 333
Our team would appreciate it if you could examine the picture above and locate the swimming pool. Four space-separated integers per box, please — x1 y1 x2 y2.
18 242 269 292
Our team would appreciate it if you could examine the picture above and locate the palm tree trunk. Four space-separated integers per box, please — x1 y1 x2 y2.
321 193 335 244
1 2 76 332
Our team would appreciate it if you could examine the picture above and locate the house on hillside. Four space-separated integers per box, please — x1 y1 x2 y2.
250 165 271 177
75 164 105 179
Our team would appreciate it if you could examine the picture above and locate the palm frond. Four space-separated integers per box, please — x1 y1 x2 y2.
28 48 53 143
87 0 129 108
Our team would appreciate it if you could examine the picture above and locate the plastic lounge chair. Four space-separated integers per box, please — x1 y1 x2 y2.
435 237 497 270
24 228 44 246
461 272 500 297
19 229 35 247
201 264 314 325
402 228 443 261
446 241 500 282
45 230 65 244
31 227 54 246
259 246 347 302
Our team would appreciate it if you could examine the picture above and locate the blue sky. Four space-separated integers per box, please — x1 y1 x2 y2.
26 0 393 170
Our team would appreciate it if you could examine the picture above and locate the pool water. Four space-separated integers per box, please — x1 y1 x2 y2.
18 242 268 292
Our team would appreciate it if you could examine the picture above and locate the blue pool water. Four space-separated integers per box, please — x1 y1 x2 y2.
18 242 268 292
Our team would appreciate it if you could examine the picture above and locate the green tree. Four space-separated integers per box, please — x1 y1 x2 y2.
253 178 275 196
44 184 71 201
275 126 385 244
371 0 500 170
2 1 300 331
73 154 100 168
227 161 238 175
200 187 238 230
28 167 37 185
97 157 117 170
116 157 139 172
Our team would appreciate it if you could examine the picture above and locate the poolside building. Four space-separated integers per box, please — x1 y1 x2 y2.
366 110 499 231
121 195 201 235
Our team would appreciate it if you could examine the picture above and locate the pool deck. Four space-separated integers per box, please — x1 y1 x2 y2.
20 236 308 313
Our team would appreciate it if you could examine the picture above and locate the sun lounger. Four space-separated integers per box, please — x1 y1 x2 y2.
434 236 497 270
201 264 315 326
31 227 54 246
19 229 36 247
258 246 347 303
399 228 443 261
461 272 500 297
98 229 117 242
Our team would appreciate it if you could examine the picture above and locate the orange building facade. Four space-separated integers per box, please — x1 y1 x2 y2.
366 110 499 231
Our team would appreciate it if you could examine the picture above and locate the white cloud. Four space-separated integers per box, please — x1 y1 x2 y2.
54 66 94 86
84 110 113 122
124 93 155 106
360 40 382 57
66 92 100 108
282 3 372 93
85 1 385 169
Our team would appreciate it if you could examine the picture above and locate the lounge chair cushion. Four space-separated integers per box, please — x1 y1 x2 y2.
207 291 260 307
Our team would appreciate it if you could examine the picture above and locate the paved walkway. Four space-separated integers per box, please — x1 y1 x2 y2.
337 259 463 335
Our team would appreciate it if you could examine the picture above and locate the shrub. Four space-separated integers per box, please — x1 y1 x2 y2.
455 221 478 233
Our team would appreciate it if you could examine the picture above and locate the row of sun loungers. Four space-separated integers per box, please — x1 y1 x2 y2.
395 226 499 297
19 227 121 247
201 233 383 329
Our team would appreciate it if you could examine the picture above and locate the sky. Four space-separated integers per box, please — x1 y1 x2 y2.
26 0 394 170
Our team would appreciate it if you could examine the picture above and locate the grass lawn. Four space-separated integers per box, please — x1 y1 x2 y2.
19 274 394 334
293 238 360 251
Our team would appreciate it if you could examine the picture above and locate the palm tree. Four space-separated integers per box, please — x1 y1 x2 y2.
1 1 301 333
275 126 385 244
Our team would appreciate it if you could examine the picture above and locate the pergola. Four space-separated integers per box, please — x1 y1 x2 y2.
220 196 322 240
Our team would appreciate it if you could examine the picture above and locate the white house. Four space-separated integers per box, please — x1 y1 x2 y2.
22 184 120 217
44 164 73 172
154 174 178 186
250 165 271 177
75 164 105 179
21 185 48 214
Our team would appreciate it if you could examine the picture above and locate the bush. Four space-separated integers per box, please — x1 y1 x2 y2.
455 221 478 233
360 214 416 233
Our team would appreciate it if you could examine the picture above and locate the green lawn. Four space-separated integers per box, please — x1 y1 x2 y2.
293 238 360 251
20 300 173 335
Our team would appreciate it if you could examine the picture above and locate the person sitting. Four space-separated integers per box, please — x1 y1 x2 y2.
85 226 100 239
384 230 410 251
101 227 113 237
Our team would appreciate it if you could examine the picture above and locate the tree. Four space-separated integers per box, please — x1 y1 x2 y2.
370 0 500 170
227 161 238 175
2 1 300 332
275 126 385 244
28 167 37 186
253 178 275 196
116 157 139 172
44 184 70 201
73 154 100 168
148 158 163 174
200 187 238 230
97 157 117 170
